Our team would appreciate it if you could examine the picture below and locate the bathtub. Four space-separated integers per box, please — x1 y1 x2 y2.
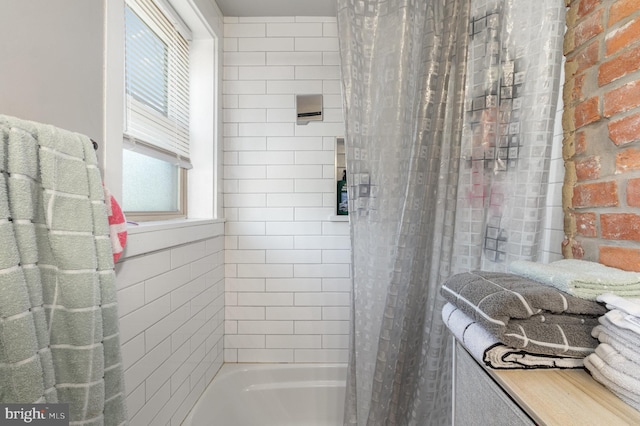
183 363 347 426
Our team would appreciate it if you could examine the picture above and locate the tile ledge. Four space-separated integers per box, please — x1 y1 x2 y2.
126 218 225 235
119 218 225 260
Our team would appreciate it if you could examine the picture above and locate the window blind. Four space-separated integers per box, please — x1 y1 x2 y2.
124 0 192 168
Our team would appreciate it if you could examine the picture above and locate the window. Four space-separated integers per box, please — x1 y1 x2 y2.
123 0 191 220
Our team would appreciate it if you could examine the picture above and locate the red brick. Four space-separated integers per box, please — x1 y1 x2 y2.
616 147 640 173
602 213 640 240
600 246 640 271
574 212 598 236
628 178 640 206
562 238 585 259
603 79 640 117
609 112 640 146
609 0 640 26
576 130 588 154
578 0 601 18
599 44 640 86
574 97 601 128
571 74 587 103
575 156 601 180
575 10 604 47
568 39 600 75
573 181 619 207
606 16 640 56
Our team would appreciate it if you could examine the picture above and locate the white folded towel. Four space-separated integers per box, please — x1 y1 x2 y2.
595 343 640 381
592 325 640 366
605 309 640 336
584 353 640 412
598 293 640 317
443 302 498 363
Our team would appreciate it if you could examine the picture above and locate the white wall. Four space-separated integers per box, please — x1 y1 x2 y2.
222 16 351 363
0 0 104 141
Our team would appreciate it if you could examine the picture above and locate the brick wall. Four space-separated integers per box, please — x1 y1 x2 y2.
563 0 640 271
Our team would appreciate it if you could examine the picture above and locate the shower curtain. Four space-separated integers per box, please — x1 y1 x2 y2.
337 0 565 424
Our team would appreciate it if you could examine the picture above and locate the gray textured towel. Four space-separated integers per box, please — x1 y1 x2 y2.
0 115 127 425
443 303 585 369
441 271 606 357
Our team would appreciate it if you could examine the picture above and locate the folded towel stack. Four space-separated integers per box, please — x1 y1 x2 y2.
441 270 606 369
508 259 640 301
584 293 640 412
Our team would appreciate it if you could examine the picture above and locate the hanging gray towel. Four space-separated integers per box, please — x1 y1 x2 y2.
0 115 127 425
441 270 606 357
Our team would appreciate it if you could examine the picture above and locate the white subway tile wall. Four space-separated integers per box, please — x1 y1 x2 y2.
223 16 351 364
116 235 225 426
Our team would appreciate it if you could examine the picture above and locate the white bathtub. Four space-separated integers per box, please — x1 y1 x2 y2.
183 363 347 426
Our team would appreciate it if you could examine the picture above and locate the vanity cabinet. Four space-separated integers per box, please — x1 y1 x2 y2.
454 341 533 425
452 339 640 425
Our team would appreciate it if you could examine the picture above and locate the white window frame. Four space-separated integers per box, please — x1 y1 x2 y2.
103 0 223 237
123 0 190 220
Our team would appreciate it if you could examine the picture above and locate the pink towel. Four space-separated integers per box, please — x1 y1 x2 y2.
104 186 127 263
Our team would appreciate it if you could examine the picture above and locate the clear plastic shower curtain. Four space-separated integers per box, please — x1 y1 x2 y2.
452 0 566 274
337 0 565 424
338 0 471 424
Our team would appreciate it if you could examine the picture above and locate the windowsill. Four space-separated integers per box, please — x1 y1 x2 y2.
119 217 225 260
126 217 224 234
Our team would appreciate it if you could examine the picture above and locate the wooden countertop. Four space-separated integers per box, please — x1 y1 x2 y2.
488 367 640 425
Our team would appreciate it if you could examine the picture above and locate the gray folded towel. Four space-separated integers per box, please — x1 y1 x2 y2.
443 303 584 369
441 271 606 357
